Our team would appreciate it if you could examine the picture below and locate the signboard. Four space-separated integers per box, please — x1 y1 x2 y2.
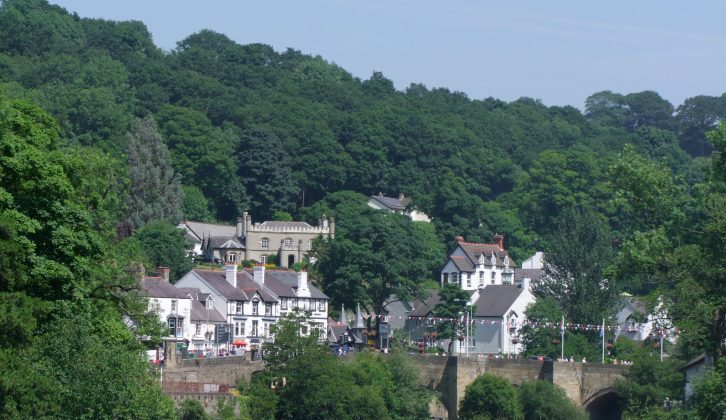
215 324 230 344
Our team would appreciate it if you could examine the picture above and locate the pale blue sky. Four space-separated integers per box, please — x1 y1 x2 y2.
52 1 726 109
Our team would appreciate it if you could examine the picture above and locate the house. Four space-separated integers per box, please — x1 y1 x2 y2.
681 353 714 402
141 268 226 352
174 264 329 354
367 193 431 222
615 294 673 344
327 304 366 352
178 212 334 268
440 235 517 290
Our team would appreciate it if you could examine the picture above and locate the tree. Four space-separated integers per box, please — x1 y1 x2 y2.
520 297 563 358
539 207 619 323
615 352 684 418
459 373 523 420
179 399 209 420
434 284 470 354
693 357 726 419
125 116 183 229
133 220 195 281
519 380 586 420
181 185 214 222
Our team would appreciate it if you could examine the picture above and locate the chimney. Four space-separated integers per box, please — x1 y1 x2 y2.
253 264 265 285
157 267 171 283
493 234 504 250
236 216 243 238
329 216 335 239
321 213 329 229
399 192 405 201
455 235 465 244
297 270 311 298
225 263 237 287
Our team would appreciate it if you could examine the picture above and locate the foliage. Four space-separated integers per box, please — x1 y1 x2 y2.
693 357 726 420
125 116 183 229
179 398 209 420
519 380 586 420
434 284 470 354
615 352 684 417
459 373 523 420
133 220 195 281
520 297 563 358
539 207 619 323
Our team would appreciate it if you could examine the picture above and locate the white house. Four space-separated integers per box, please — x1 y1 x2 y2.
367 193 431 222
615 294 674 345
440 235 516 291
141 268 226 352
175 264 329 352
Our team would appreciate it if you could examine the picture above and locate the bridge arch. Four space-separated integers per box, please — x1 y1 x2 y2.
583 386 623 420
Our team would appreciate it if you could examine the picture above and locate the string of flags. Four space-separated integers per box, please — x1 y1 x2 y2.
347 314 678 334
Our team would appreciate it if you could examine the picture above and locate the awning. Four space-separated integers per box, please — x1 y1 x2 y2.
233 339 247 346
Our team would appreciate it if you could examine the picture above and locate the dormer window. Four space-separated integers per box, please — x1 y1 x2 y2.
252 299 259 315
206 298 214 310
478 254 485 264
260 238 269 249
490 254 496 266
504 256 509 267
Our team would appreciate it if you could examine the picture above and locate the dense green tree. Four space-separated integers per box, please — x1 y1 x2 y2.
180 185 214 222
459 373 523 420
615 352 684 418
539 207 619 323
133 220 194 281
519 380 586 420
179 399 209 420
434 283 471 354
125 116 183 229
520 297 563 358
693 357 726 419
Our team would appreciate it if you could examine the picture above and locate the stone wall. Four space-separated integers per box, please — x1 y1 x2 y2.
162 356 264 387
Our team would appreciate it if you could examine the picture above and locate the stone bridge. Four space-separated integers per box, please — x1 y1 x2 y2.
410 354 628 419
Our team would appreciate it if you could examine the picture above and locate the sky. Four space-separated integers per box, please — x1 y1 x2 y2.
51 1 726 109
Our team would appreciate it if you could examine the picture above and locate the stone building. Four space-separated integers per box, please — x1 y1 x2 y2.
179 212 334 268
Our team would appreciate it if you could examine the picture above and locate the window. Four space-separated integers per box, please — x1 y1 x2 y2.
479 272 484 286
281 298 287 310
301 325 308 335
235 301 243 314
263 323 269 337
317 300 325 311
284 238 293 249
227 253 237 262
466 274 471 288
234 321 245 336
260 255 267 264
293 299 299 308
251 320 258 336
451 273 459 284
252 300 259 315
168 318 176 336
176 319 184 336
265 303 272 316
206 298 214 310
443 273 449 283
308 240 313 250
195 323 202 336
491 271 496 284
171 299 178 313
261 238 269 249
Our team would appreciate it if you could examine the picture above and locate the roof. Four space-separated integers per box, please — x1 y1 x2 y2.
182 221 236 240
458 242 517 268
450 255 474 272
408 291 441 318
142 277 189 299
238 276 279 303
680 353 712 371
248 269 329 299
190 299 226 323
514 268 544 283
259 221 313 229
473 285 524 317
208 237 244 250
368 194 411 211
190 269 248 301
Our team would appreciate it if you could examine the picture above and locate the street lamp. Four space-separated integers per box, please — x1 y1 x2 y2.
465 302 473 358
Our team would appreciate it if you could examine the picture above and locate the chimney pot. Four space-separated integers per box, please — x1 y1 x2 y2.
158 267 171 283
253 264 265 285
493 234 505 250
224 263 238 287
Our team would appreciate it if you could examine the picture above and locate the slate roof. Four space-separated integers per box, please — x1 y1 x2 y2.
182 221 236 240
514 268 544 284
142 277 189 299
190 298 226 323
208 237 244 250
369 195 411 211
190 269 248 300
450 255 474 272
408 291 441 318
238 276 279 303
473 285 524 317
458 242 517 269
259 221 313 228
246 269 329 299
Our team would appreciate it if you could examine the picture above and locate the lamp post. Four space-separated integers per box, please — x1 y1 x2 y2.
466 302 473 358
